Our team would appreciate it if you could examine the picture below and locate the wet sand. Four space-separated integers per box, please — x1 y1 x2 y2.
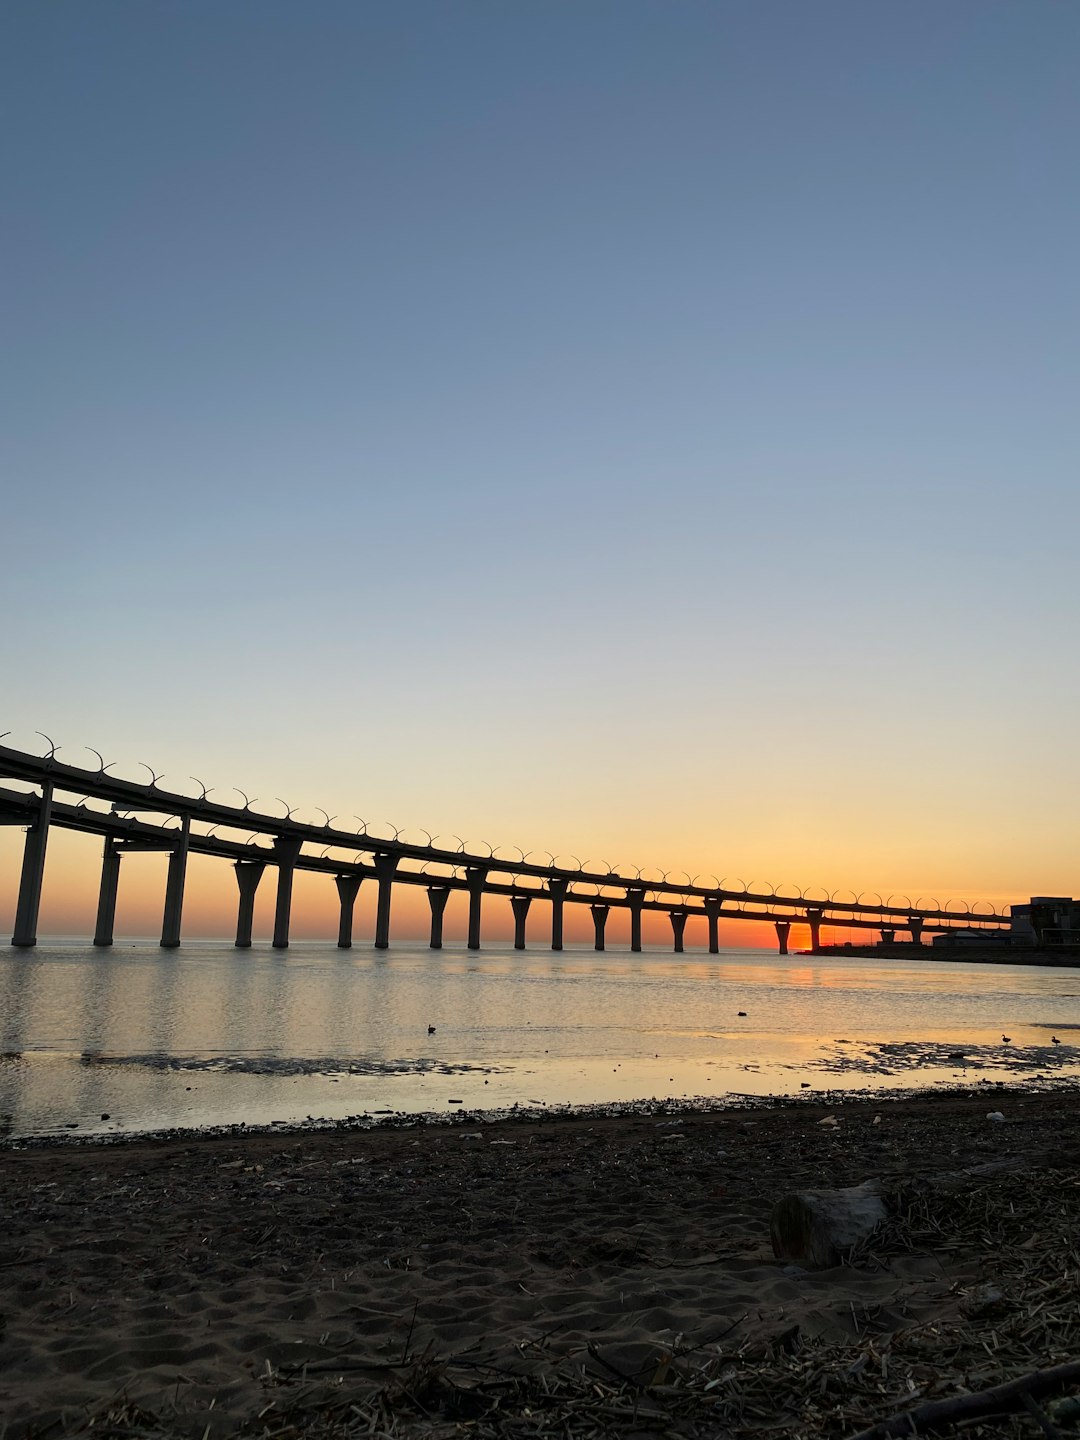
2 1089 1078 1437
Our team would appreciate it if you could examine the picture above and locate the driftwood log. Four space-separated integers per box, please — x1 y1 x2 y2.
770 1179 888 1268
846 1358 1080 1439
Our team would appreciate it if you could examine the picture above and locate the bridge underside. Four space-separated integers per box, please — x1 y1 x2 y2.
0 744 1011 954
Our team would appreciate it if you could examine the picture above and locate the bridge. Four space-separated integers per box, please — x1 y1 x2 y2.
0 738 1012 955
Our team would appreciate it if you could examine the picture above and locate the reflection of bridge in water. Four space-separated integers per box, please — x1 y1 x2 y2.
1 741 1011 956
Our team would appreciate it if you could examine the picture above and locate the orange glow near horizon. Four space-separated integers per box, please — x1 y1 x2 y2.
0 822 1019 954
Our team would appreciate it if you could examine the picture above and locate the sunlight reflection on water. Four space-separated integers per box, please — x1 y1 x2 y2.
2 940 1079 1137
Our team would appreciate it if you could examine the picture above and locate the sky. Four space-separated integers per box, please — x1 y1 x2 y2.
2 1 1078 945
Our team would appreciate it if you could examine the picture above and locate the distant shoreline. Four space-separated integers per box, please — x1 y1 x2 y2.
811 943 1080 967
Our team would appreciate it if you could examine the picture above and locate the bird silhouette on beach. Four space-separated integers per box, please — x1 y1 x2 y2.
427 1025 436 1034
1001 1034 1011 1044
1052 1035 1061 1045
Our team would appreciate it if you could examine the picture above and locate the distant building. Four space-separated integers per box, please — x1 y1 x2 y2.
1010 897 1080 947
931 927 1006 949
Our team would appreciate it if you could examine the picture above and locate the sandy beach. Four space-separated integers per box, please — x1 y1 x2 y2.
2 1089 1078 1438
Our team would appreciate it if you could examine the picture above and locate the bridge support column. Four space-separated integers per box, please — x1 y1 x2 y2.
670 909 688 953
627 887 645 953
233 860 266 947
93 838 122 947
775 920 791 955
548 876 569 951
511 894 531 949
703 896 723 954
466 866 489 950
426 885 450 948
160 814 191 949
272 837 303 949
334 874 363 948
373 852 399 949
11 782 53 948
806 908 823 955
590 903 609 951
880 927 895 946
909 917 924 947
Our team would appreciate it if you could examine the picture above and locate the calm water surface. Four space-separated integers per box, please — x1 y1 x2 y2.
1 941 1078 1138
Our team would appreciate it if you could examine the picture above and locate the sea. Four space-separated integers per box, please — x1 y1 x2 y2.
1 940 1078 1140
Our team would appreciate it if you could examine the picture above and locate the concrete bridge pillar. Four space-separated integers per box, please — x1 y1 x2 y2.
11 781 53 948
233 859 266 948
775 920 791 955
703 896 723 954
909 916 924 947
426 885 450 948
373 852 400 950
93 838 122 947
806 908 824 955
160 814 191 950
626 887 646 953
548 876 569 951
271 836 303 950
334 874 363 948
880 927 896 946
465 866 489 950
590 903 609 951
670 909 688 953
511 893 532 949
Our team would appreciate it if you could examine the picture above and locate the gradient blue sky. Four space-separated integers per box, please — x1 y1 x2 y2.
3 1 1079 934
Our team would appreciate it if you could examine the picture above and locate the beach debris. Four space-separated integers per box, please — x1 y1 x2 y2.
448 1098 463 1104
100 1113 109 1120
818 1115 840 1126
960 1282 1005 1317
737 1010 747 1016
770 1178 888 1268
872 1114 882 1124
986 1110 1006 1122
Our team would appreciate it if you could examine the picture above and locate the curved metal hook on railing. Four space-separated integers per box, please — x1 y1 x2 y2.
189 777 214 801
315 808 337 829
353 817 369 836
480 840 497 859
35 732 59 761
204 824 220 840
631 865 643 880
419 830 439 848
736 878 754 896
233 789 257 812
543 852 557 869
454 835 468 855
137 762 164 789
276 799 298 822
512 847 533 864
83 747 114 775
